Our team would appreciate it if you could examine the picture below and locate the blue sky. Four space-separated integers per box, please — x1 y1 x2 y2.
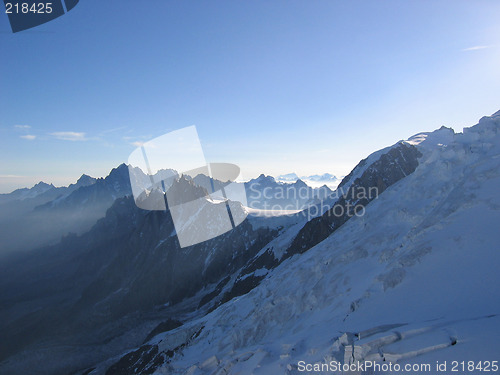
1 0 500 192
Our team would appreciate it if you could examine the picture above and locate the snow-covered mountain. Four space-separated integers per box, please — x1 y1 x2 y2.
276 173 300 182
244 174 332 211
277 173 343 189
1 111 499 375
79 111 500 375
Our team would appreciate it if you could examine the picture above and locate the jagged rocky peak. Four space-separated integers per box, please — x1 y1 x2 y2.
106 163 130 180
293 178 307 187
75 173 96 187
166 174 209 207
255 174 276 184
32 181 54 191
100 163 133 194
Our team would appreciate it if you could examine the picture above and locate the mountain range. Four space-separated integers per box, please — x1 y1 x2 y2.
276 173 343 189
0 111 499 374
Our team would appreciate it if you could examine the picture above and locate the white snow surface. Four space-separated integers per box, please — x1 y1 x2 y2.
151 113 500 374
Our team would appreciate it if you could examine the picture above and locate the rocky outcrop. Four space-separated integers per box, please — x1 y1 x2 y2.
286 142 422 257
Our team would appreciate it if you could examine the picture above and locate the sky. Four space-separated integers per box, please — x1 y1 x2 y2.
1 0 500 193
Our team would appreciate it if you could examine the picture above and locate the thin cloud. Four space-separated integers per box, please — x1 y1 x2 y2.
50 131 87 141
131 141 145 147
20 135 36 140
14 125 31 129
462 45 491 52
99 126 128 135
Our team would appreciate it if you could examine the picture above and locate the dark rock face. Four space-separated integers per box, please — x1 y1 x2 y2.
144 319 183 343
105 326 204 375
165 175 209 207
105 344 161 375
286 142 422 257
198 275 231 308
192 174 231 193
70 204 275 321
240 247 280 276
220 274 265 305
197 245 282 315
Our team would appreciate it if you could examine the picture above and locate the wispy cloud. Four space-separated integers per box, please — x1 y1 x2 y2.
20 134 36 140
462 45 491 52
99 126 128 135
131 141 145 147
14 125 31 129
50 131 87 141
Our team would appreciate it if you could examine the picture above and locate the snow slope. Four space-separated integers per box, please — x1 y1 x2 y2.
95 112 500 374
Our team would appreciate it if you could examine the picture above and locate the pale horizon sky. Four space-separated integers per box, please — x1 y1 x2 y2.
1 0 500 193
